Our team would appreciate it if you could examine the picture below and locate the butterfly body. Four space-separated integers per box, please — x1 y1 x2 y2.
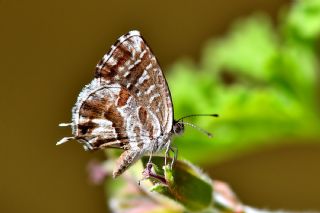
58 31 184 177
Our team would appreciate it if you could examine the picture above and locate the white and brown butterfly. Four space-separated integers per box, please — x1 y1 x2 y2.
57 30 217 178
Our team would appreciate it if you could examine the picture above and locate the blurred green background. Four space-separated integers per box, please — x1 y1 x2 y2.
1 0 320 212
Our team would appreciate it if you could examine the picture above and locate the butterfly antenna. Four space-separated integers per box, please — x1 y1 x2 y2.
182 121 213 138
177 114 218 122
177 113 219 137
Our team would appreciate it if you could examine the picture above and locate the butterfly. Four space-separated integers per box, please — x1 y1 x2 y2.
57 30 217 178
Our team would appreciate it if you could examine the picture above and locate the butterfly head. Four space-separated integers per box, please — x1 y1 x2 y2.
172 120 185 135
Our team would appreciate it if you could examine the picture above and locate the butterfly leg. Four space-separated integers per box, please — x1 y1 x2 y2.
170 146 178 169
148 152 153 164
164 140 172 166
147 138 158 164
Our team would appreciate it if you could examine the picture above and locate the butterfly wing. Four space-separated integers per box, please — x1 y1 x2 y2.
72 82 151 151
95 30 174 138
68 31 174 177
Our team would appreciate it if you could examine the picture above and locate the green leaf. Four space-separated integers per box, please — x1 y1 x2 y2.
141 156 213 212
285 0 320 40
165 2 320 166
202 14 277 81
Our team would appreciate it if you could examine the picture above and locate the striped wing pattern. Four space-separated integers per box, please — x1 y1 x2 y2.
70 31 174 177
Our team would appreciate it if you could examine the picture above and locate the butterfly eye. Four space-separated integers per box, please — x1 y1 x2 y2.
173 122 184 135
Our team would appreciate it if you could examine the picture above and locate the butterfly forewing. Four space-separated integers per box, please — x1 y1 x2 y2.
95 31 173 137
